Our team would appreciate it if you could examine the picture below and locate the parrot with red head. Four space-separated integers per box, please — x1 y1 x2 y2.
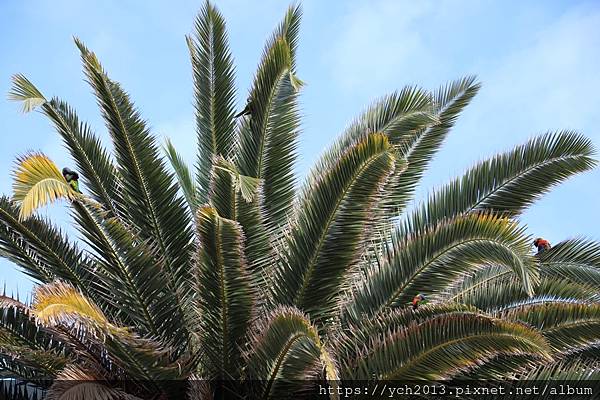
412 294 427 310
533 238 551 254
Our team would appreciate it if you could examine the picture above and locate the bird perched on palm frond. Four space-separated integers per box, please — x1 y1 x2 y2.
62 167 82 193
533 238 551 254
412 294 427 310
234 100 253 118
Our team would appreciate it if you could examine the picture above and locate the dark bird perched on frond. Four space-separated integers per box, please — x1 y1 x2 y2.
412 294 427 310
533 237 551 254
234 101 253 118
62 167 82 193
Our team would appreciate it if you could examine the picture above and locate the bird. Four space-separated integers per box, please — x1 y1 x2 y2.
533 237 551 254
412 294 427 310
234 101 253 118
62 167 82 193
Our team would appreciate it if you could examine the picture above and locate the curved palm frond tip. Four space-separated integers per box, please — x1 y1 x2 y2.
2 1 599 399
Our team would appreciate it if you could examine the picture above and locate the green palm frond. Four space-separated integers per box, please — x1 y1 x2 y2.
393 77 480 213
497 299 600 354
188 1 237 204
273 133 397 321
345 213 536 319
520 358 600 380
244 306 338 399
10 75 124 219
1 297 72 381
235 5 303 234
441 265 598 310
410 131 596 230
12 153 80 221
70 202 188 348
336 303 477 366
332 86 435 159
0 196 93 292
164 138 197 214
74 38 195 318
194 206 255 379
343 312 550 380
213 157 261 203
540 239 600 292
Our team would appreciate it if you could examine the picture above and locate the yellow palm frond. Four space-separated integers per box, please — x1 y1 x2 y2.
33 281 125 336
12 153 78 220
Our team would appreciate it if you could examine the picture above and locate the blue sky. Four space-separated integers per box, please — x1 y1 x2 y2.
1 0 599 297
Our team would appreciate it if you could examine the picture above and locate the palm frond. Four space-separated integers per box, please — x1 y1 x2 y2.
213 157 260 203
236 5 303 232
194 206 255 379
344 213 536 319
1 298 72 381
12 153 79 220
0 196 93 292
393 77 481 213
244 306 338 399
497 299 600 354
32 281 122 335
410 131 596 230
540 239 600 292
46 365 144 400
75 38 195 321
11 75 124 219
8 74 46 113
519 357 600 380
164 138 197 214
69 202 188 349
343 312 550 380
272 133 397 321
188 1 237 204
329 86 434 162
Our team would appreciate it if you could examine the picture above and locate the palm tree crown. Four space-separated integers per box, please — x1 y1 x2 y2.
1 2 599 399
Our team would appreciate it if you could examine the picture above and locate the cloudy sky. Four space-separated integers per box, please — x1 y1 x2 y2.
1 0 599 297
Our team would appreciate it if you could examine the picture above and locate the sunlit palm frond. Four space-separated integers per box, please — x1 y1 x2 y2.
11 75 123 219
1 298 72 381
8 74 46 113
32 281 121 335
12 153 79 221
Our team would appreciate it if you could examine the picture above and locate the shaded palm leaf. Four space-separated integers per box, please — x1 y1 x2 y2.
194 206 255 379
344 213 536 319
273 133 397 321
0 196 92 293
188 1 237 204
343 312 550 380
244 306 338 399
164 138 197 214
409 131 597 231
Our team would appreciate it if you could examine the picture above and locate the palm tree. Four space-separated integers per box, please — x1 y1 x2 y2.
1 2 599 399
